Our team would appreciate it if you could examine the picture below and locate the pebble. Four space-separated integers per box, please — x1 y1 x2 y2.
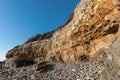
72 69 76 72
0 62 103 80
30 75 35 80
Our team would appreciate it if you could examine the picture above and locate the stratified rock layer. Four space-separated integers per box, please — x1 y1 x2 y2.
6 0 120 63
4 0 120 80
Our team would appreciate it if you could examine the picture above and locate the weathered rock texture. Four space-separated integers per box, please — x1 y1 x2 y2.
6 0 120 63
5 0 120 63
3 0 120 80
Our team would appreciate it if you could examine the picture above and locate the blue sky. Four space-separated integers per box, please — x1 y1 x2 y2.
0 0 79 61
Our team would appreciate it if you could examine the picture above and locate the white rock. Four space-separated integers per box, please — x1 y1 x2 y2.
72 69 76 72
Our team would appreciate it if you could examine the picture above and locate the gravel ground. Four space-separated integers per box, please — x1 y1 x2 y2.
0 61 104 80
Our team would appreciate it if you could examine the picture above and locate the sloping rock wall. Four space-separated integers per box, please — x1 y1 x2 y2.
6 0 120 64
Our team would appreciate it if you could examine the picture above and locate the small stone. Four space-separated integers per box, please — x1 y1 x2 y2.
118 70 120 76
19 69 26 73
107 54 113 61
72 69 76 72
55 69 61 77
31 75 35 80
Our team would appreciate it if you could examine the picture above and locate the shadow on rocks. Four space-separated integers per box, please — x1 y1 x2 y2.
5 59 35 69
15 60 35 67
0 61 3 69
40 63 55 73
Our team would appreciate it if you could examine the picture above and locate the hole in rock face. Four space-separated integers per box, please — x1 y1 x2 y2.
106 24 119 34
78 54 90 62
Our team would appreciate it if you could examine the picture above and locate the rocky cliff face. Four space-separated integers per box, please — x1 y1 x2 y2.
3 0 120 80
6 0 120 63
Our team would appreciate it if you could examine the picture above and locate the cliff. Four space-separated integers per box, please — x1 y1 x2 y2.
1 0 120 80
6 0 120 63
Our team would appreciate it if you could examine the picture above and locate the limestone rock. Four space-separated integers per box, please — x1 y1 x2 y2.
5 0 120 75
5 1 120 79
33 61 48 71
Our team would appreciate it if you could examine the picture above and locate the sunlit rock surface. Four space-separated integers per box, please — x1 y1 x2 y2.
4 0 120 79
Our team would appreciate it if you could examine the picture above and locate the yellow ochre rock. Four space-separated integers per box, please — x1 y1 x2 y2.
6 0 120 63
